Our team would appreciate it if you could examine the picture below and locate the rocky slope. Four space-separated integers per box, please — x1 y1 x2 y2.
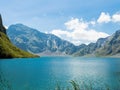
7 23 120 57
95 30 120 56
75 30 120 57
74 37 108 56
7 24 77 56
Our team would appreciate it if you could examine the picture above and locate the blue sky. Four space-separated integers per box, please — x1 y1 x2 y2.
0 0 120 45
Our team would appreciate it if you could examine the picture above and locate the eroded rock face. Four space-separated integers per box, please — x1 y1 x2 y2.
0 14 6 34
7 24 77 55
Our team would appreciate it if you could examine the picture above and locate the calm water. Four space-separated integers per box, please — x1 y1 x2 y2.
0 57 120 90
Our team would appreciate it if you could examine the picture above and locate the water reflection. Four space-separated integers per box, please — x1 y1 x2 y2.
0 57 120 90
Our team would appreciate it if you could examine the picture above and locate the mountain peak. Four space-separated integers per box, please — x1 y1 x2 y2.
0 14 6 34
0 14 2 25
115 29 120 35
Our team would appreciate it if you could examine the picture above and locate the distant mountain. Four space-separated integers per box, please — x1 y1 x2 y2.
0 15 37 58
74 37 108 56
96 30 120 56
75 29 120 57
7 24 77 56
7 23 120 57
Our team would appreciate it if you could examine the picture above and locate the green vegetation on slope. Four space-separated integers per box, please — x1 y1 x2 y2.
0 32 37 58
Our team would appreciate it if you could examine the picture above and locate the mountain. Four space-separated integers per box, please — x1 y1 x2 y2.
96 30 120 56
7 23 120 57
75 29 120 57
7 24 77 56
0 15 6 34
74 38 107 56
0 15 37 58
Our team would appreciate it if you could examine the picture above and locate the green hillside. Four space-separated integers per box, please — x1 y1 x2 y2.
0 31 37 58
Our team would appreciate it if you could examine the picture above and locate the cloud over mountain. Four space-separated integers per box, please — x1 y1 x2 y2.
51 12 120 45
51 18 109 45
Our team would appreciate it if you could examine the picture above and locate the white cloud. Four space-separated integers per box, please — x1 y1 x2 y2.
50 12 120 45
65 18 88 30
51 29 71 38
89 21 96 25
97 12 120 23
112 13 120 22
97 12 111 23
51 18 109 45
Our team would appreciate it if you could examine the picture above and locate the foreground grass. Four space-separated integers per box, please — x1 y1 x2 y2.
0 71 120 90
0 72 12 90
0 79 120 90
55 80 120 90
55 80 93 90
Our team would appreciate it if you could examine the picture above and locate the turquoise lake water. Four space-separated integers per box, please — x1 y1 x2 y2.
0 57 120 90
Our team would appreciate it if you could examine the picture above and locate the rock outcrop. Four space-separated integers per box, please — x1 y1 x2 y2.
0 14 6 34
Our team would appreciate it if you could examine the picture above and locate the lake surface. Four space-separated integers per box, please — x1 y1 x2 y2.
0 57 120 90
